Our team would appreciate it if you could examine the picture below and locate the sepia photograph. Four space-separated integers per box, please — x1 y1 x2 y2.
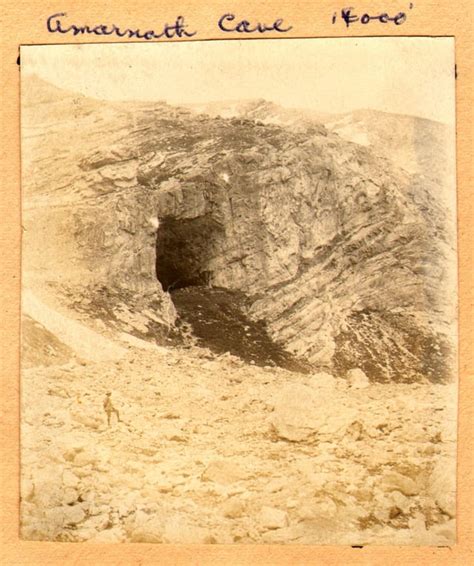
20 37 457 545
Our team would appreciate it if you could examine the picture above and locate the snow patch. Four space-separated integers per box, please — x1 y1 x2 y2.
333 125 370 146
22 289 126 362
149 217 160 229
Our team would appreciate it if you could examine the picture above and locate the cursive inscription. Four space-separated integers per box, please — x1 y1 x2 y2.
218 13 292 33
332 4 414 27
44 8 414 41
46 12 196 40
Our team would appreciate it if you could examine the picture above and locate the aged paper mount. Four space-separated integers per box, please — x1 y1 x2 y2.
1 1 473 565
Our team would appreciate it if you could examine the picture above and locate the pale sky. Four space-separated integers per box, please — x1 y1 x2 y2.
21 37 455 124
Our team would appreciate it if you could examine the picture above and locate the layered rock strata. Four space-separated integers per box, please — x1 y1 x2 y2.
22 76 457 381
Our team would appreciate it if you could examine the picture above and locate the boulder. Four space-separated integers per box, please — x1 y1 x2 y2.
268 384 321 442
73 450 98 468
346 368 370 389
309 372 337 389
31 478 64 509
201 460 247 485
62 487 79 506
130 517 164 543
44 504 86 527
258 506 289 530
429 519 456 543
62 469 79 488
222 498 246 519
386 490 413 514
21 478 35 502
88 527 126 543
428 457 456 517
163 515 215 544
264 477 288 493
380 471 419 496
269 384 358 442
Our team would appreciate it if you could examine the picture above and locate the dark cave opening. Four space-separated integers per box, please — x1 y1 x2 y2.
155 216 222 292
154 215 312 373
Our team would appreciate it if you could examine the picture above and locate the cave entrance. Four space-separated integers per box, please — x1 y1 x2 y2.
155 216 222 292
155 215 311 373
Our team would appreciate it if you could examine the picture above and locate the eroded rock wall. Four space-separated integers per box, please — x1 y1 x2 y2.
22 77 457 381
149 119 456 381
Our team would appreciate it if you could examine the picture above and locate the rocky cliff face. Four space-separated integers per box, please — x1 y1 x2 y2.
189 99 455 188
22 76 457 382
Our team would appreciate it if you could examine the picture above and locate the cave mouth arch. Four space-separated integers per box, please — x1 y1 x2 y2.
154 214 312 374
155 215 222 292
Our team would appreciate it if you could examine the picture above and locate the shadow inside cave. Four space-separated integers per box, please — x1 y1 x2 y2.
155 217 311 373
155 215 222 292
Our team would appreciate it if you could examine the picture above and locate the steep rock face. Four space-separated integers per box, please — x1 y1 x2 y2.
188 100 455 190
150 119 455 380
22 77 177 332
324 109 455 187
22 76 456 381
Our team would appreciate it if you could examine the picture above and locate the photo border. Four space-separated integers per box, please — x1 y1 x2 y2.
1 1 472 563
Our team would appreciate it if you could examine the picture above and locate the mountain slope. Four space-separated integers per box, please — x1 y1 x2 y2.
22 76 457 382
187 99 455 188
325 109 455 188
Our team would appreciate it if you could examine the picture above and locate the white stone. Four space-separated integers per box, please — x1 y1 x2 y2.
222 498 246 519
380 472 419 496
21 478 35 502
429 458 456 517
346 368 370 389
258 506 289 530
88 527 126 543
201 460 247 485
269 384 357 442
310 372 337 389
45 505 85 527
62 487 79 506
63 505 86 526
130 518 164 543
264 477 287 493
62 469 79 488
163 515 214 544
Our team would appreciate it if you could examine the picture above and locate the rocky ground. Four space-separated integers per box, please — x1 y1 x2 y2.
21 332 457 545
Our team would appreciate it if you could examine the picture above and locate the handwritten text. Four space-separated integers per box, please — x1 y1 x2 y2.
46 12 197 40
332 4 414 27
217 13 292 33
45 7 416 41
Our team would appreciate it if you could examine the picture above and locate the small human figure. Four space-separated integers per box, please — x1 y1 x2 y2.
103 392 121 426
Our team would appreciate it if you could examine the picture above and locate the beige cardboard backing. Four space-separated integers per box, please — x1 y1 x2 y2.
1 1 472 563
